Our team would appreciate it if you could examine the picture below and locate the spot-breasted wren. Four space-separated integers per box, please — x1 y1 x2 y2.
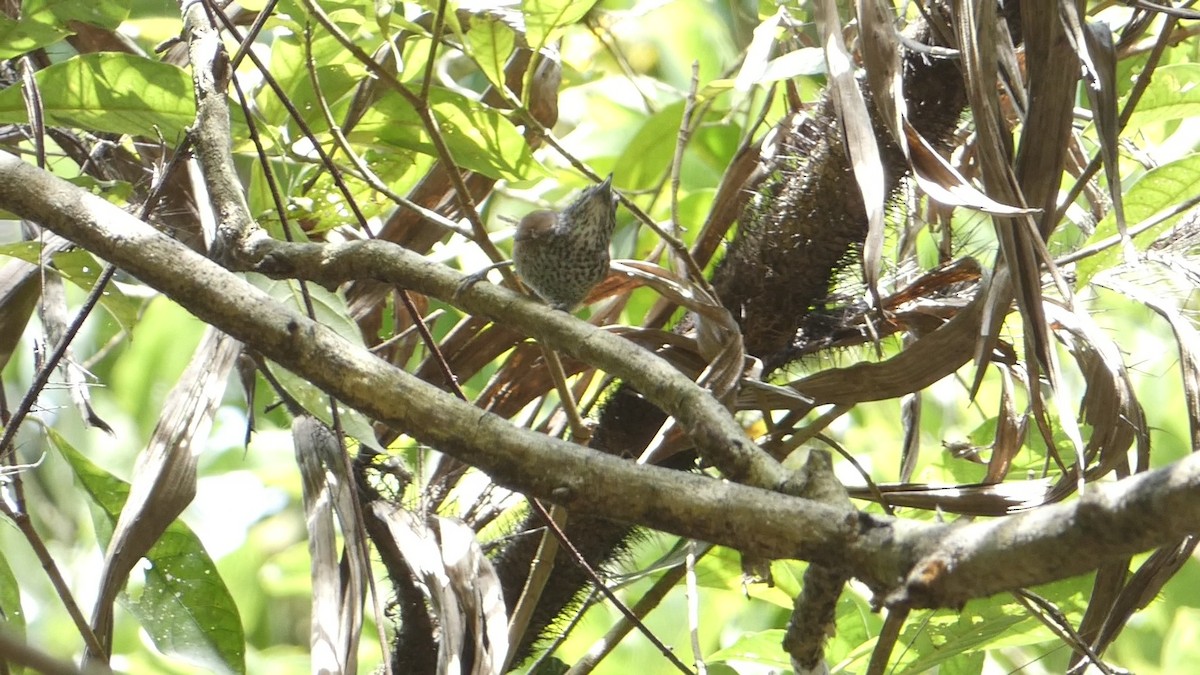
512 175 618 310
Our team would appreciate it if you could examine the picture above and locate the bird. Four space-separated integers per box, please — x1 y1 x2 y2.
454 176 619 310
511 175 618 311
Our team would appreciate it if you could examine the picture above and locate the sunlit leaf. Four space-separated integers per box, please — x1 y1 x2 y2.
706 629 790 668
364 85 541 180
24 0 129 30
1123 64 1200 129
1077 153 1200 286
521 0 597 51
465 16 517 93
613 101 684 190
47 429 246 674
0 16 70 58
0 53 194 139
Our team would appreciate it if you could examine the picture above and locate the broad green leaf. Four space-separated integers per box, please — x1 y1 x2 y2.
47 429 246 674
936 650 986 675
256 28 361 130
0 53 194 140
1077 153 1200 287
0 15 70 58
0 243 143 331
836 578 1087 675
50 249 142 330
1122 64 1200 130
24 0 129 30
890 609 1025 675
825 593 881 665
0 546 24 635
521 0 597 51
465 16 516 93
706 629 790 668
613 101 684 190
364 86 541 180
0 241 49 264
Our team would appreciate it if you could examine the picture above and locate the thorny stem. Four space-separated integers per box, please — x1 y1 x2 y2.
527 498 696 675
564 549 704 675
503 503 565 672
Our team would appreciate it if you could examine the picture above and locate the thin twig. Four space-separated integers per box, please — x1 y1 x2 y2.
0 628 94 675
0 114 195 660
526 587 599 672
669 63 702 240
420 0 449 101
1055 191 1200 266
565 552 702 675
528 498 696 675
1014 590 1116 675
0 496 108 665
543 347 591 443
503 504 565 672
300 0 514 279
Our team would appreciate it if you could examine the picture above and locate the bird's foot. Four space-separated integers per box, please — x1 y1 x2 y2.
453 261 513 303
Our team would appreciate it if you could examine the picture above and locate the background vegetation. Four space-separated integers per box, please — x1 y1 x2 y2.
1 0 1199 673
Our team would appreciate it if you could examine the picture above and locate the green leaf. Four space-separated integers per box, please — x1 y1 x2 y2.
613 101 684 190
826 593 882 665
1122 64 1200 129
465 17 517 93
24 0 130 30
47 429 246 674
0 244 142 331
0 546 24 635
837 579 1087 675
1077 153 1200 286
894 610 1026 674
0 241 47 265
521 0 597 51
50 249 143 331
365 86 541 180
0 53 194 140
706 629 790 668
0 15 70 58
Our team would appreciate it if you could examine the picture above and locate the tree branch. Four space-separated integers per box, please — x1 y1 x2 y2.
0 152 848 557
3 152 1200 612
875 453 1200 608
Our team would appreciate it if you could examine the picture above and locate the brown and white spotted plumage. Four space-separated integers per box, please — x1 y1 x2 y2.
512 176 618 311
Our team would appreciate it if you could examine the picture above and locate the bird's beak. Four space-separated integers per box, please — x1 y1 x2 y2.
598 174 615 204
